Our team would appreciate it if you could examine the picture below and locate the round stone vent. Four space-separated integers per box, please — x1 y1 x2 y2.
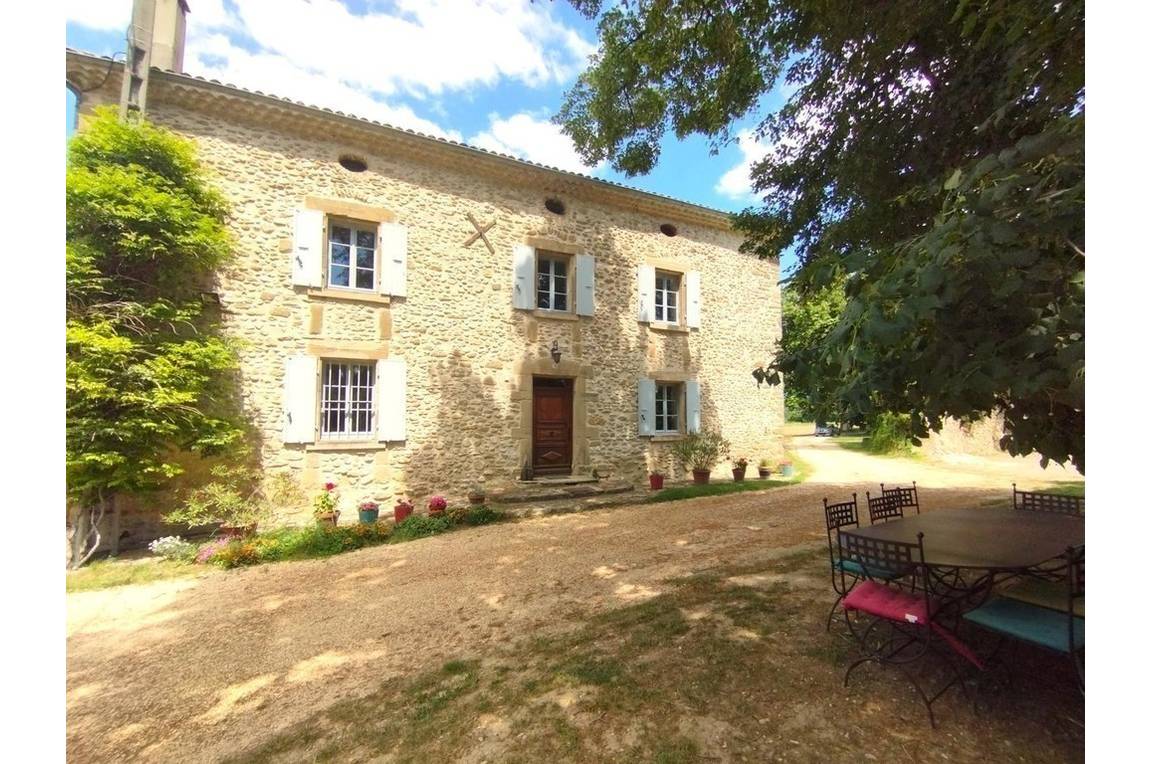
544 197 567 215
660 223 678 237
338 155 368 172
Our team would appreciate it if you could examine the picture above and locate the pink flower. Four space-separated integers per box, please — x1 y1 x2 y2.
325 482 336 491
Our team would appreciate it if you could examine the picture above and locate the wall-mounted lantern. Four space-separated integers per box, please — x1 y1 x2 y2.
550 340 562 364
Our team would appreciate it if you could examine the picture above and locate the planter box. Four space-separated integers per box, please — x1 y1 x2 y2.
692 469 711 485
649 474 665 491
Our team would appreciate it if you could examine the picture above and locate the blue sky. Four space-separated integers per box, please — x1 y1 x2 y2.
66 0 794 271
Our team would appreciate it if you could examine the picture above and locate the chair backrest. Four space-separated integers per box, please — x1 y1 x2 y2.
837 529 925 583
867 491 904 524
824 494 859 533
1013 483 1084 516
881 481 920 514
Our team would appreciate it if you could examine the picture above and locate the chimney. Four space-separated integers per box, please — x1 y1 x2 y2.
120 0 189 117
141 0 189 73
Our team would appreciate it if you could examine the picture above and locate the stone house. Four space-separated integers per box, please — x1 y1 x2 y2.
65 4 784 526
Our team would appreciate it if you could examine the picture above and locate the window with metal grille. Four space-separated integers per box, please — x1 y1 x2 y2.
654 272 680 323
655 383 681 434
536 254 569 311
320 361 375 439
327 222 376 291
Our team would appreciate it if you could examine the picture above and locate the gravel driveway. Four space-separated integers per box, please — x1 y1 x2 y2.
66 438 1081 762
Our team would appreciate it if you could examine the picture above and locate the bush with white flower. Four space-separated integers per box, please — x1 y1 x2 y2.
148 536 199 562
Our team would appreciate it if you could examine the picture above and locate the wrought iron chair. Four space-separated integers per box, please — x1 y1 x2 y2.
838 530 984 727
962 545 1084 691
866 491 904 524
823 495 902 632
1012 484 1084 516
881 481 920 515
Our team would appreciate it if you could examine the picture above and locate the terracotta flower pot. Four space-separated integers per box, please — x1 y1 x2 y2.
649 473 665 491
468 494 486 507
692 469 711 485
758 468 771 479
315 511 339 527
732 467 746 482
394 503 413 523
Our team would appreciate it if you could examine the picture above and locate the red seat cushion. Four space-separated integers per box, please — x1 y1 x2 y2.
843 581 983 669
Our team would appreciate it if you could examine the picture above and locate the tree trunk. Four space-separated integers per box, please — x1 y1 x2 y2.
68 491 106 570
109 494 121 557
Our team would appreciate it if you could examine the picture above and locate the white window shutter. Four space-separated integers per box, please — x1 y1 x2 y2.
292 209 325 287
686 270 702 328
512 244 536 309
638 378 656 437
637 264 655 322
575 253 595 316
378 222 408 297
685 380 701 433
283 356 318 443
376 358 407 442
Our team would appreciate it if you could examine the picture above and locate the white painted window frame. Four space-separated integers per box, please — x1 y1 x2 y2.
654 382 683 435
319 360 377 440
326 218 379 293
536 252 572 312
654 271 682 325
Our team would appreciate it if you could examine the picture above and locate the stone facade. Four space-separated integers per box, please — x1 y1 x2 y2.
69 51 785 522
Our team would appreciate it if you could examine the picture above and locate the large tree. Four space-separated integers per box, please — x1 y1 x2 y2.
66 108 245 566
779 280 847 424
559 0 1084 471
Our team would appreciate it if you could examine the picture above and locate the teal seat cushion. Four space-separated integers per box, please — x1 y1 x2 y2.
963 596 1084 653
1001 578 1085 617
836 559 901 580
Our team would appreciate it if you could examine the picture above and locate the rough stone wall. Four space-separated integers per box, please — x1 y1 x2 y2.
81 96 785 519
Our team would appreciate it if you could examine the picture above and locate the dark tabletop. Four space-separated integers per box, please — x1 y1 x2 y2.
841 508 1084 570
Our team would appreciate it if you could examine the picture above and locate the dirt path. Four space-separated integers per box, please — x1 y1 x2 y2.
66 442 1080 762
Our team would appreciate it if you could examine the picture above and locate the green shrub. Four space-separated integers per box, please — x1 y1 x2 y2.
389 514 453 543
458 506 507 526
669 429 731 471
865 413 914 455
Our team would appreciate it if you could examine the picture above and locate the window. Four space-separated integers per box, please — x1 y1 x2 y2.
654 272 680 324
655 382 682 434
327 221 377 291
320 361 375 439
537 253 570 311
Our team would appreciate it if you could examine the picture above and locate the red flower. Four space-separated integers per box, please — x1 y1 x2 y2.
325 482 336 491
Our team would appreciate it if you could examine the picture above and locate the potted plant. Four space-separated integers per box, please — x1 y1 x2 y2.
732 457 748 482
757 458 772 479
778 459 794 478
358 500 380 524
670 429 732 485
649 471 665 491
428 495 448 516
313 482 340 526
467 484 487 507
394 497 414 523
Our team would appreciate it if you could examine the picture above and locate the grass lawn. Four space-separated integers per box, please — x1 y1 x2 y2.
1042 481 1085 497
230 545 1083 763
66 557 213 593
648 477 795 503
831 433 921 459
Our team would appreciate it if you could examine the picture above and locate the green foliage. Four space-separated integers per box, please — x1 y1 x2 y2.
206 523 393 568
164 463 302 528
647 477 795 504
862 413 915 456
67 107 245 506
669 430 731 471
779 280 848 423
560 1 1085 471
388 514 454 543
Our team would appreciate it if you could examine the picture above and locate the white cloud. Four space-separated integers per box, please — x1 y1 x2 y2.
187 34 462 140
470 112 599 174
65 0 130 32
228 0 594 99
715 130 773 200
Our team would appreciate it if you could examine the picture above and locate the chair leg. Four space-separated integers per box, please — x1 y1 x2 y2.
825 594 845 632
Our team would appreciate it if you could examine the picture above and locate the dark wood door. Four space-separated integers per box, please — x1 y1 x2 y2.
532 377 573 475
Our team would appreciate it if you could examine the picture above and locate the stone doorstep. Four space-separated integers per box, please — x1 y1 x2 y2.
490 479 634 505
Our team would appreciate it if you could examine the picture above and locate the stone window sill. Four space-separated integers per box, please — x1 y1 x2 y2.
305 288 392 306
533 309 580 322
647 322 690 334
647 434 685 443
306 441 389 452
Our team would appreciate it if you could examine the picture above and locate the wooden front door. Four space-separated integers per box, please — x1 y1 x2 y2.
532 377 573 475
